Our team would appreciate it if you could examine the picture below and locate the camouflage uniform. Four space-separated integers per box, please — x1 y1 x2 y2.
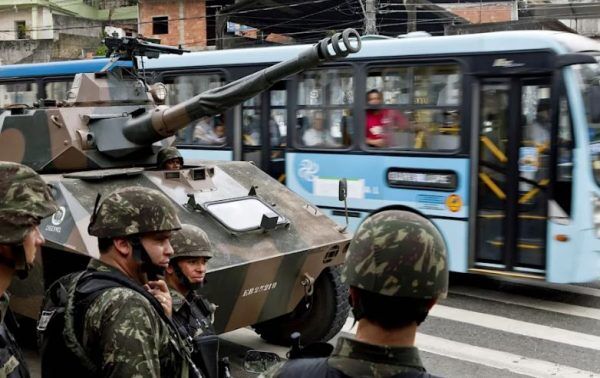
266 210 448 378
81 187 194 377
0 162 58 378
157 147 184 169
82 259 189 377
169 225 218 378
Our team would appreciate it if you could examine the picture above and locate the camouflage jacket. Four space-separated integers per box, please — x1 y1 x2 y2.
266 336 434 378
170 289 218 378
81 260 190 377
0 294 29 377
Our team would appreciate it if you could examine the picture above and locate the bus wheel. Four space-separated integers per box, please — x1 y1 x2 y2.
253 266 349 346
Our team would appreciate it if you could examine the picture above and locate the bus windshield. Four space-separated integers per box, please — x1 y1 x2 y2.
573 56 600 184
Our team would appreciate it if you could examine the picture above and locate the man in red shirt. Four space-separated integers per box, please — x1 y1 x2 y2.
365 89 407 147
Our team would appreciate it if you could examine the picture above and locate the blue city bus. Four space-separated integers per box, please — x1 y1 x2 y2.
1 31 599 283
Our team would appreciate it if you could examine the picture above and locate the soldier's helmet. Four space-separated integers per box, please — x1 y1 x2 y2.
342 210 448 299
157 146 184 169
170 224 213 260
0 162 58 244
88 187 181 238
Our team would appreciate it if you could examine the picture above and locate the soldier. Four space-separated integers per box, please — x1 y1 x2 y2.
41 186 197 377
165 224 219 378
0 162 58 377
158 146 184 170
266 210 448 377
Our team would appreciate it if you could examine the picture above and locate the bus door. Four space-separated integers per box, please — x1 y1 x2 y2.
474 76 552 275
241 81 288 182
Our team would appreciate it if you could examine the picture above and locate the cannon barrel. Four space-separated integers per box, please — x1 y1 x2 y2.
123 29 361 145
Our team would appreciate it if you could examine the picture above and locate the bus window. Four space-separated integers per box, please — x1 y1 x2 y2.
366 64 461 151
297 68 353 148
45 80 73 102
242 88 286 147
0 81 37 108
163 73 226 145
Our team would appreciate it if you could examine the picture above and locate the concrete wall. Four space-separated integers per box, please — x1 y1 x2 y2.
0 33 101 64
53 14 103 40
560 18 600 39
139 0 207 50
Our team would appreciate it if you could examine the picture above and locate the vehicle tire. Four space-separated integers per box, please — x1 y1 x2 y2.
253 266 349 346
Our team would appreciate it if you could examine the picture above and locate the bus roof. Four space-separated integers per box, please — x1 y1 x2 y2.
143 30 600 70
0 59 131 79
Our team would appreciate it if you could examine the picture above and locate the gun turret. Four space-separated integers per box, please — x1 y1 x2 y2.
0 29 360 172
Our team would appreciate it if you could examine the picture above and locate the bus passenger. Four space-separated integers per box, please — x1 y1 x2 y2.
194 115 226 145
529 98 550 151
366 89 408 148
302 111 336 147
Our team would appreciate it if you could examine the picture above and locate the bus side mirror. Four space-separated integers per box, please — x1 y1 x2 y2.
587 85 600 123
339 178 348 201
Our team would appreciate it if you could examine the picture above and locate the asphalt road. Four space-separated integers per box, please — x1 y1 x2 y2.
22 272 600 377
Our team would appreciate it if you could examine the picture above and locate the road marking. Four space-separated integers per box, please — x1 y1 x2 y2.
417 333 600 378
430 305 600 351
340 319 600 378
450 286 600 321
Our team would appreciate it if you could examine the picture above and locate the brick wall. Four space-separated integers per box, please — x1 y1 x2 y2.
139 0 207 50
443 2 515 24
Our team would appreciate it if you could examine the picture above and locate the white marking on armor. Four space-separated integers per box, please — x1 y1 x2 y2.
416 333 600 378
450 286 600 321
430 305 600 351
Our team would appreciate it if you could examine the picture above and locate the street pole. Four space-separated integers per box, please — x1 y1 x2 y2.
405 0 417 33
364 0 378 35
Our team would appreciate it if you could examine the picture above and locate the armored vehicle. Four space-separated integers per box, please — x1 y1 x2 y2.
3 30 361 344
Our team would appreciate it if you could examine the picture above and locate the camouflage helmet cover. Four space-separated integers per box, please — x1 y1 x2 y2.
170 224 213 260
0 162 58 244
88 186 181 238
157 147 183 168
342 210 448 299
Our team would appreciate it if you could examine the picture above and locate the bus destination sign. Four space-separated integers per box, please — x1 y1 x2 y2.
386 168 458 191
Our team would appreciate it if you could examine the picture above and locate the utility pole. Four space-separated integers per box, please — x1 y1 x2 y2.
404 0 416 33
364 0 378 35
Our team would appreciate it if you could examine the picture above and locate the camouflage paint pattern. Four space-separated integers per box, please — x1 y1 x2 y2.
0 30 360 172
88 186 181 238
0 162 58 244
4 30 361 339
171 224 213 260
81 260 189 377
343 210 448 299
157 147 184 169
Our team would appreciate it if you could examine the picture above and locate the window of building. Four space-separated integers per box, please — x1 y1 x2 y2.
15 21 27 40
162 73 227 146
152 16 169 35
296 68 354 148
365 63 461 151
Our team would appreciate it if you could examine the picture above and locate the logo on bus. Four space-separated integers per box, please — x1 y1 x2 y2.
298 159 319 182
445 194 462 213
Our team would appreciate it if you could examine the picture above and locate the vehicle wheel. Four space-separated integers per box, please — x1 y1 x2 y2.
253 266 349 346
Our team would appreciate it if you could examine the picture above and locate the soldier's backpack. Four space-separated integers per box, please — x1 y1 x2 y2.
37 269 191 378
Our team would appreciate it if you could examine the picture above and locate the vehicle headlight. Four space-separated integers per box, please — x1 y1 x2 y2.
150 83 167 103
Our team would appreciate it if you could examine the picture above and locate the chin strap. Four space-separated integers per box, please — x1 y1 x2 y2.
129 237 165 282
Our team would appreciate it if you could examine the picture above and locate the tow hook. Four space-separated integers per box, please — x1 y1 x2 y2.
301 273 315 309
